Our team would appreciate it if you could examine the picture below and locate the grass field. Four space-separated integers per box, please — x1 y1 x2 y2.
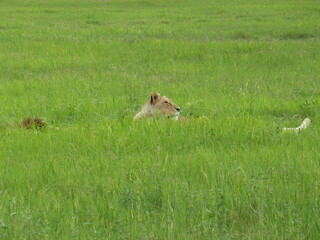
0 0 320 239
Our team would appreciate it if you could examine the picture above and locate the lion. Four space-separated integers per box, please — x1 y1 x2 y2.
134 92 181 120
134 93 311 132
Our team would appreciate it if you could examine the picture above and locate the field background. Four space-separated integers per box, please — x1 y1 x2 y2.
0 0 320 239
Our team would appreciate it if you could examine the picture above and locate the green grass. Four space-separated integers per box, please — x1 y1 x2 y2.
0 0 320 239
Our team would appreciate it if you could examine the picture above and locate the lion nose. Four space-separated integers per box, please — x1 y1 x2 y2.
176 107 180 112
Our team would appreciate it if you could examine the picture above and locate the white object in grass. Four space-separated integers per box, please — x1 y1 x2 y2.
283 118 311 133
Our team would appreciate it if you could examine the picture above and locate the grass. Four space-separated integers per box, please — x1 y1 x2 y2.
0 0 320 239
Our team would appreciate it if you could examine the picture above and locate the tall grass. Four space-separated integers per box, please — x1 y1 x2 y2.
0 0 319 239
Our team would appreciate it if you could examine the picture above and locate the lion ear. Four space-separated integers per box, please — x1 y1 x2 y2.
150 92 160 104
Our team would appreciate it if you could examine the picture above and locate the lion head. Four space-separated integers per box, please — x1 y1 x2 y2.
134 92 180 120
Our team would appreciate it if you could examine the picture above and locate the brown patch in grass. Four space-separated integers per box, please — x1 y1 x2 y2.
281 32 315 40
232 32 252 40
22 118 47 130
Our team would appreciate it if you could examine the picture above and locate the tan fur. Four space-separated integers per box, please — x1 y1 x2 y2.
177 116 189 122
283 118 311 133
134 93 180 120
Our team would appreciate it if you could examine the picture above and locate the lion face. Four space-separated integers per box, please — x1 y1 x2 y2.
134 92 180 120
151 92 180 117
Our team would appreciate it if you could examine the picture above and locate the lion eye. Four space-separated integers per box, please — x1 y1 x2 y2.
164 101 169 104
